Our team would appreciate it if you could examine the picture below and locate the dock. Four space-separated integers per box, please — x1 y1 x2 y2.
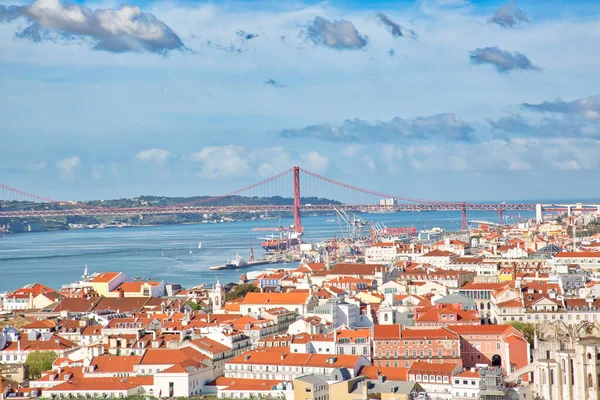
209 257 298 271
209 259 272 271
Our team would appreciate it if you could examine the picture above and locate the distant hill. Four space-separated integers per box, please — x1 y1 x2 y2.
0 195 341 233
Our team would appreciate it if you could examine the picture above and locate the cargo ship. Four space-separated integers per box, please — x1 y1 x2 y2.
262 231 301 251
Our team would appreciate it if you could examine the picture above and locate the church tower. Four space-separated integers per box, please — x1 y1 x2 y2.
210 278 225 311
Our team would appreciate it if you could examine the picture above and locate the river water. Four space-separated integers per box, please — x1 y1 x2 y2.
0 210 532 292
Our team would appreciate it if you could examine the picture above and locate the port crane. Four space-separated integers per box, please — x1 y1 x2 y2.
333 206 370 239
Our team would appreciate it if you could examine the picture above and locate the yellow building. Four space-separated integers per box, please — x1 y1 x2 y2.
89 272 127 296
355 291 384 305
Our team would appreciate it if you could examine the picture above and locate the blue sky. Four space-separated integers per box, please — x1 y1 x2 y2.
1 0 599 202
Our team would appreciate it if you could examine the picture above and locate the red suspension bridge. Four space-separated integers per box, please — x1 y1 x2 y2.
0 166 542 230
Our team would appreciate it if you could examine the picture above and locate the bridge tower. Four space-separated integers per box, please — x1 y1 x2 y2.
293 166 303 233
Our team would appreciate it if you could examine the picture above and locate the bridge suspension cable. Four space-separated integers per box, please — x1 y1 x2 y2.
298 167 446 204
0 183 59 203
173 167 294 207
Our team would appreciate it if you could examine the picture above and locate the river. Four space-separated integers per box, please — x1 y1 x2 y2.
0 210 532 292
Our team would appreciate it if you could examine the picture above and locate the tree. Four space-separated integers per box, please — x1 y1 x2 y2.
507 322 536 346
225 284 260 301
25 351 58 379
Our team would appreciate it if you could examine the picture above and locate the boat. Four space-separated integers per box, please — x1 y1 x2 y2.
226 253 248 269
198 241 202 249
261 231 301 251
189 245 193 254
210 253 249 270
326 219 335 223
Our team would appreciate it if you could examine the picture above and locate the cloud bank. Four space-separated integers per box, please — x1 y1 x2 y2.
280 113 475 142
489 3 528 28
522 96 600 120
469 47 540 73
302 16 367 50
373 12 417 39
0 0 184 53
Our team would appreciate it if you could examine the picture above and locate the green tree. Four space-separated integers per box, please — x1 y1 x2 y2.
225 284 260 301
507 322 536 346
25 351 58 379
187 301 202 311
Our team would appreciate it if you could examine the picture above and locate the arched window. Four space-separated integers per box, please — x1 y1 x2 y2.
384 313 389 322
589 373 594 388
588 353 592 360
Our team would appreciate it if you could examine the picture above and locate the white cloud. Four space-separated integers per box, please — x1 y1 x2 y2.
56 156 82 173
363 155 376 170
27 161 47 172
507 160 531 171
187 145 328 178
342 144 364 157
188 145 250 178
91 164 104 179
381 144 405 173
135 148 172 164
300 151 328 172
376 138 600 174
554 160 580 171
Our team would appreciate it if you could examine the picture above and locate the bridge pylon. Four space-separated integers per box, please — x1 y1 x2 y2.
293 166 303 233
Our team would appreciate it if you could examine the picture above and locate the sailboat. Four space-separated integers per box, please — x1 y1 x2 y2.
161 249 164 257
189 245 193 255
198 241 202 249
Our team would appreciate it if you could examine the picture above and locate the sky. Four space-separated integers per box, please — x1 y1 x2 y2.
1 0 599 202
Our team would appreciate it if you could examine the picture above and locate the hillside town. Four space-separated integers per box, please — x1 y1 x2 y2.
3 214 600 400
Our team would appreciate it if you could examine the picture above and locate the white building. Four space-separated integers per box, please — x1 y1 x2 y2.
224 351 370 380
365 243 399 264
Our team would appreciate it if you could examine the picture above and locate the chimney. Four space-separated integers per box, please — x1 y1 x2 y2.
17 339 21 352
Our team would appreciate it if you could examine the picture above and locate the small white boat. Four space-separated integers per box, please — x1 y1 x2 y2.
189 245 193 254
226 253 248 269
198 241 202 249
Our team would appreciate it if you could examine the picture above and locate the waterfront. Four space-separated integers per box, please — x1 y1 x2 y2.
0 210 532 291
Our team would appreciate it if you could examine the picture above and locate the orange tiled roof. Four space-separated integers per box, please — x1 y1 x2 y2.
22 319 56 330
190 337 231 354
555 251 600 258
359 366 408 381
241 292 310 305
421 249 457 257
139 348 208 365
3 335 76 352
46 376 152 392
91 272 121 283
112 281 161 293
90 355 141 373
230 350 362 368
